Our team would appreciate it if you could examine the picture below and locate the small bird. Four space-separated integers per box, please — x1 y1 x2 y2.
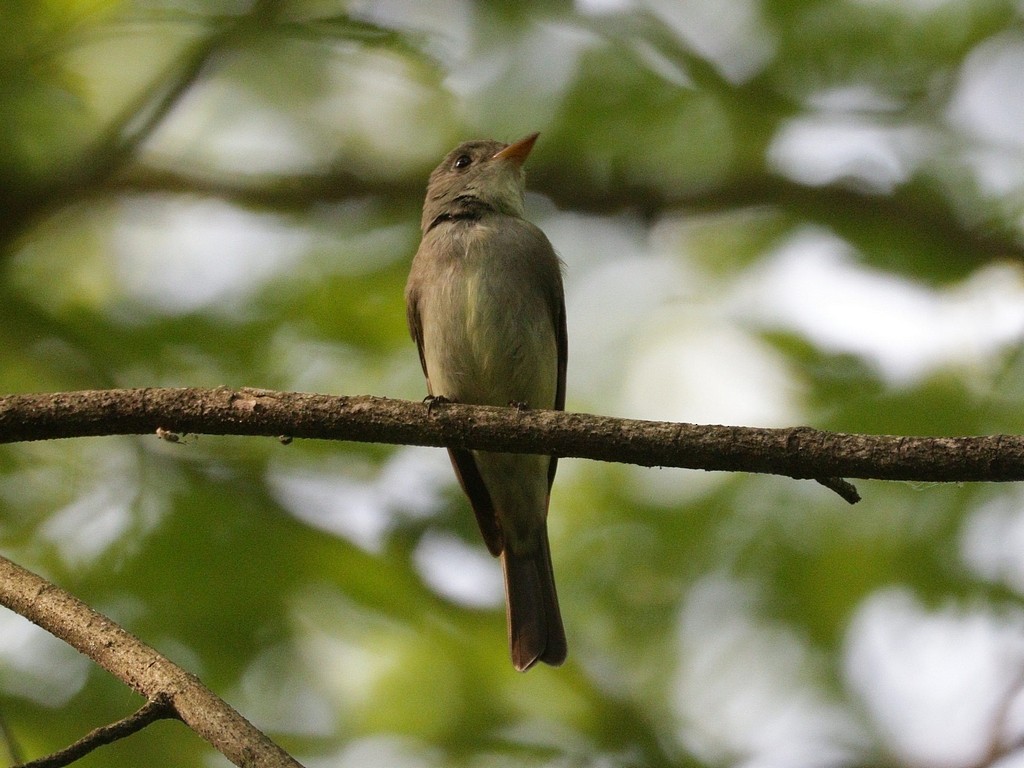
405 133 567 671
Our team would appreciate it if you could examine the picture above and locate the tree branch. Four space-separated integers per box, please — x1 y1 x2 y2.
16 698 177 768
104 164 1024 270
1 388 1022 487
0 0 293 249
0 555 303 768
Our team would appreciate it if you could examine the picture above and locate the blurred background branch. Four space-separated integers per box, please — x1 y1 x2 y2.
4 2 1024 767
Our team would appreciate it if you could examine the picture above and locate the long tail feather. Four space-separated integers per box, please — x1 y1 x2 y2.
501 530 566 671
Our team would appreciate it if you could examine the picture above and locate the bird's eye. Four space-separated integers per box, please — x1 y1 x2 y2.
454 154 472 169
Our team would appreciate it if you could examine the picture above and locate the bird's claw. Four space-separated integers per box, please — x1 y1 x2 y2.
424 394 453 415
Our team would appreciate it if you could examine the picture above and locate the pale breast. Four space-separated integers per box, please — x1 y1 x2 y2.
418 220 559 409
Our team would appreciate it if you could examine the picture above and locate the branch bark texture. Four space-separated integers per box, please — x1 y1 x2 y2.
0 387 1021 484
0 555 304 768
18 699 176 768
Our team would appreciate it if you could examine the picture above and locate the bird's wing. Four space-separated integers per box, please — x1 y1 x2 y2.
405 287 430 381
448 448 503 555
547 288 567 491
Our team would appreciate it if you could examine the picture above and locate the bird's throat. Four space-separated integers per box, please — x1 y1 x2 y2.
426 196 496 233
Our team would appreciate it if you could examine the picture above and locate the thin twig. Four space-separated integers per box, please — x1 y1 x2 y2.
0 555 304 768
15 697 177 768
815 477 861 504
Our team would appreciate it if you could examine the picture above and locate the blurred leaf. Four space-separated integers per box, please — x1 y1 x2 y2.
5 1 1024 766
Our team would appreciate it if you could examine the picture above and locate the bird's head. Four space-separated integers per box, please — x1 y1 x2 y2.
421 132 539 231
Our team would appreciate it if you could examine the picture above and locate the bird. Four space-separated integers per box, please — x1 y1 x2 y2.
405 132 567 671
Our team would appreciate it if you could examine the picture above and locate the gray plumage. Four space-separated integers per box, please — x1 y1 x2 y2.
405 133 567 671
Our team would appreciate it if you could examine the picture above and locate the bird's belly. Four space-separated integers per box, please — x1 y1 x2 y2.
422 264 557 409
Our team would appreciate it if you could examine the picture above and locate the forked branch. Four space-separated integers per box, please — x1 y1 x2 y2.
0 556 303 768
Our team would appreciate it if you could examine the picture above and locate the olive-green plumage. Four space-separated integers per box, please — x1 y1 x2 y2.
405 133 567 671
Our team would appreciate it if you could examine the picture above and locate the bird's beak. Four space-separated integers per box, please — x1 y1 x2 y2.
493 132 539 166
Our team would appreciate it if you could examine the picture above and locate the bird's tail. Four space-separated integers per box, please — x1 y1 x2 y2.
500 528 567 671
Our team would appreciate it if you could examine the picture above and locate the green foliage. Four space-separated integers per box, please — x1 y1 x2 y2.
3 1 1024 766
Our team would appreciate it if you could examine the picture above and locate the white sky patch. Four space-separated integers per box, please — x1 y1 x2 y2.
844 589 1024 766
266 330 396 399
311 735 439 768
0 439 163 570
39 480 138 568
768 117 929 193
849 0 964 12
444 20 596 133
946 33 1024 198
961 488 1024 597
346 0 475 63
114 196 309 315
146 42 453 177
643 0 777 83
412 532 503 608
267 447 451 552
314 47 454 175
947 33 1024 149
540 210 694 412
806 85 905 113
958 148 1024 199
145 87 321 176
36 438 146 568
233 644 336 737
0 612 90 707
731 228 1024 385
623 318 801 427
291 588 427 717
575 0 633 13
674 576 866 767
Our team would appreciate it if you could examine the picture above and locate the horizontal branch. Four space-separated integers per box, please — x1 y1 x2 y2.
0 387 1022 485
105 165 1022 269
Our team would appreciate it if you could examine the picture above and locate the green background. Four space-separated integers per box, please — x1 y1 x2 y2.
3 1 1024 766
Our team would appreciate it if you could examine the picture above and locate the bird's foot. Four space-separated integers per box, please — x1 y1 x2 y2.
424 394 454 414
508 400 530 413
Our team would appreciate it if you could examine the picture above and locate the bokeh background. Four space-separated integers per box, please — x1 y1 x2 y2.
4 1 1024 766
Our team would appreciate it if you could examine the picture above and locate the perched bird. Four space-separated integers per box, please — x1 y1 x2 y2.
405 133 567 671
